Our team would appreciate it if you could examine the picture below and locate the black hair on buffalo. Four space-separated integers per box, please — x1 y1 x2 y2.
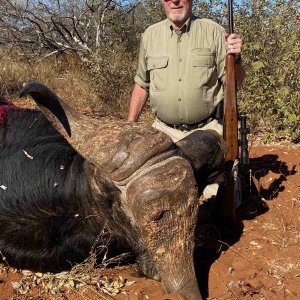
0 102 126 272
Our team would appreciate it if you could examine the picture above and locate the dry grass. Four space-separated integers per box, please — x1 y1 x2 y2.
0 47 156 124
0 229 134 299
0 48 120 119
1 250 133 300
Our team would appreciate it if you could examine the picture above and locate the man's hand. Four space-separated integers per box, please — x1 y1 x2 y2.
225 33 245 85
225 33 242 60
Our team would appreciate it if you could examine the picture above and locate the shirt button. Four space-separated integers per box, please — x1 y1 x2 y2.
178 78 182 82
178 98 181 102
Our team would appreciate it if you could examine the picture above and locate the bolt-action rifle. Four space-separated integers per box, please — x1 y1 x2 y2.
218 0 249 223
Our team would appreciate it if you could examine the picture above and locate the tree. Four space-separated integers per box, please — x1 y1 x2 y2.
0 0 139 59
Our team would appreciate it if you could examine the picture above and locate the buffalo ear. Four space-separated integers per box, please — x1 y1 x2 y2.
19 82 72 137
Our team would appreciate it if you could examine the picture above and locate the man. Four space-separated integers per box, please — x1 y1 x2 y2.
128 0 245 195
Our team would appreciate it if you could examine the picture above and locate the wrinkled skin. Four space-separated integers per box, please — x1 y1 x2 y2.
0 82 226 299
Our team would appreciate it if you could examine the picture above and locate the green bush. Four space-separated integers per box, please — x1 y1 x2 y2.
84 46 137 118
235 0 299 142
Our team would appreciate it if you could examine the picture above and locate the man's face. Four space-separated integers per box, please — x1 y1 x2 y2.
162 0 193 28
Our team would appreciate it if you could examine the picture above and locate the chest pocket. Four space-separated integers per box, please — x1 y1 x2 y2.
147 56 169 91
191 49 215 89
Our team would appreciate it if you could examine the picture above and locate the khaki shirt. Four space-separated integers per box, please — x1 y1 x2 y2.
134 16 226 125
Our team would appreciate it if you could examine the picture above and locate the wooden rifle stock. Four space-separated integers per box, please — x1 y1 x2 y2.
220 0 239 223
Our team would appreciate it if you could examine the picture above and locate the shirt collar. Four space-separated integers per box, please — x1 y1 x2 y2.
167 15 195 37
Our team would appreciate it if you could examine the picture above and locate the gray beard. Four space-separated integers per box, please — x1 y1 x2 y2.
167 11 190 25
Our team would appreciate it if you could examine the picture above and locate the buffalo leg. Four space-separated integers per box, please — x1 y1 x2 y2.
176 129 226 188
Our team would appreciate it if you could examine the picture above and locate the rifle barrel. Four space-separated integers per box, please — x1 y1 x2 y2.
220 0 238 223
228 0 234 34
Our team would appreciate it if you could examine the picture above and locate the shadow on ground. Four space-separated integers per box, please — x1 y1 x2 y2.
194 153 297 299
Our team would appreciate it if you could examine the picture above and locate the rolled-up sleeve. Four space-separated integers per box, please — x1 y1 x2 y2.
134 34 150 90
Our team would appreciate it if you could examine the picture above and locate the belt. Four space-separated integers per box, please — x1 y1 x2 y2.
164 117 213 131
161 101 224 132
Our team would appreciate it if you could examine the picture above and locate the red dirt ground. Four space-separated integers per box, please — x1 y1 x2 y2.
0 144 299 300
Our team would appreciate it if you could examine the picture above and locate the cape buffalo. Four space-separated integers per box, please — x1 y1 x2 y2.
0 82 226 299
